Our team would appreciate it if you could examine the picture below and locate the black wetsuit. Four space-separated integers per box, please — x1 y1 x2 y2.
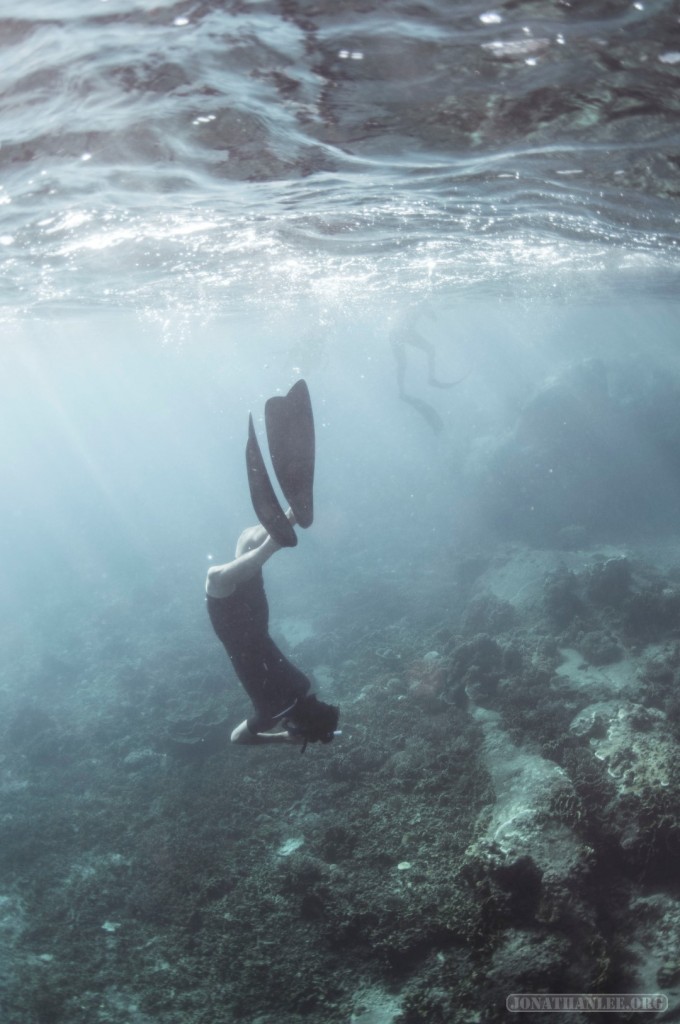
206 571 311 734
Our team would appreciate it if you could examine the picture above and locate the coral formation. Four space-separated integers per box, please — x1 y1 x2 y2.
2 519 680 1022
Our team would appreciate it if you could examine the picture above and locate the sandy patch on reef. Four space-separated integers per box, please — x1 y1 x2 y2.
471 706 584 878
275 616 315 647
472 543 629 611
349 985 402 1024
555 646 640 693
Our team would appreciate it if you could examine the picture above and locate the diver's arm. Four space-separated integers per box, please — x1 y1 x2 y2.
206 536 278 598
206 509 296 599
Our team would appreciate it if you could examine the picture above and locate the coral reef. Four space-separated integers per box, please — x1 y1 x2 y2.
2 531 680 1023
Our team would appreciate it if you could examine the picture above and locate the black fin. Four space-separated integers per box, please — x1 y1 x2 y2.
245 415 297 547
265 379 315 528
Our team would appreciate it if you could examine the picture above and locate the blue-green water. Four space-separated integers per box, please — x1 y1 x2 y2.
2 3 680 1022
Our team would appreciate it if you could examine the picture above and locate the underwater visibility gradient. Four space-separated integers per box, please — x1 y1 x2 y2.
1 1 680 1022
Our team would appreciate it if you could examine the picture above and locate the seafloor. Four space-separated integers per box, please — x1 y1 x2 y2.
2 362 680 1024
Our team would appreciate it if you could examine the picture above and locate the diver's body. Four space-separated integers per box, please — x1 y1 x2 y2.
208 379 339 751
391 308 465 390
389 308 466 435
207 512 339 749
206 514 310 744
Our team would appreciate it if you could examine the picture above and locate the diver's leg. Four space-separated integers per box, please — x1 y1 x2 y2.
230 718 297 745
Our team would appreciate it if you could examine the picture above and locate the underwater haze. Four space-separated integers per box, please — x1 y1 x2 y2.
2 2 680 1023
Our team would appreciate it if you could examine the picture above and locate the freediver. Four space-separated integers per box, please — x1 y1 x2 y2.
390 306 466 434
205 380 339 751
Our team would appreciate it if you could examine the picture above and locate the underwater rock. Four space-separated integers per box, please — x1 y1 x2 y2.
462 592 517 636
575 629 623 667
571 701 674 790
543 567 584 629
450 634 504 706
623 583 680 642
460 704 610 1015
627 892 680 1016
464 707 595 938
348 985 402 1024
405 651 447 706
640 644 679 686
570 700 680 876
486 929 572 990
585 556 632 606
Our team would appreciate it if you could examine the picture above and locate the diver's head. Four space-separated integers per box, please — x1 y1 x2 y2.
285 694 340 753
